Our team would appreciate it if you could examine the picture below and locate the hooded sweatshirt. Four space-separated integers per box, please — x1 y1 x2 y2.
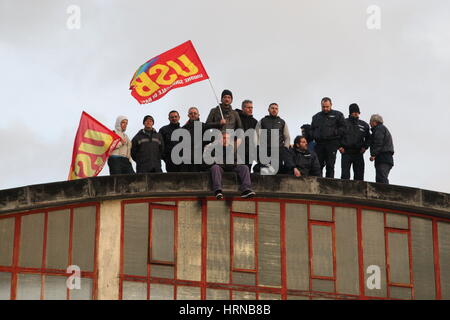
110 115 132 160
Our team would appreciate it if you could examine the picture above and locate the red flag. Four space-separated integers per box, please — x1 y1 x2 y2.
68 112 121 180
130 40 209 104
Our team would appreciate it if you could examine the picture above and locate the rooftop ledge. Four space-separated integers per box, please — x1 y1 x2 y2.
0 173 449 218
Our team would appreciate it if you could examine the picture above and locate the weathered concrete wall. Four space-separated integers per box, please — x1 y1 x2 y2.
0 174 448 217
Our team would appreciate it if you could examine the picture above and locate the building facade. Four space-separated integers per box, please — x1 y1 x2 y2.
0 173 449 300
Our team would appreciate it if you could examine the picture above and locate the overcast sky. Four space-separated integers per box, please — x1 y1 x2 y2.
1 0 449 193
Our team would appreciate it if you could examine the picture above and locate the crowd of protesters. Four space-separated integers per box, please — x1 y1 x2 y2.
108 89 395 199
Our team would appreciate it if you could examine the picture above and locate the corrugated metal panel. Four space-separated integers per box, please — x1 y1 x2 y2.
206 201 230 283
310 205 333 222
335 207 359 295
232 272 256 286
389 286 412 300
150 265 174 279
206 288 229 300
19 213 44 268
362 210 387 297
0 272 11 300
438 222 450 299
258 202 281 287
233 217 255 270
70 278 92 300
150 283 174 300
151 209 174 262
312 225 333 277
122 281 146 300
72 206 96 272
123 203 148 276
0 218 14 267
285 203 309 291
386 213 409 229
232 201 256 214
388 232 410 285
46 210 70 270
232 291 256 300
16 274 41 300
312 279 334 293
258 293 280 300
44 275 67 300
177 201 202 281
411 217 435 299
177 286 201 300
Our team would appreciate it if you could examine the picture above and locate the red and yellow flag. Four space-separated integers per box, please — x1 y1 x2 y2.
68 112 121 180
130 40 209 104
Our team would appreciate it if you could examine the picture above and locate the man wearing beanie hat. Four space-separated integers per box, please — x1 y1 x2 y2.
131 115 164 173
206 89 243 131
338 103 371 181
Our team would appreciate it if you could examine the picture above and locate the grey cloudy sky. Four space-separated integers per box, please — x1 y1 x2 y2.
1 0 449 193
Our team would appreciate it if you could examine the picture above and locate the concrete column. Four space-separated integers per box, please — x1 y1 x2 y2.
97 200 121 300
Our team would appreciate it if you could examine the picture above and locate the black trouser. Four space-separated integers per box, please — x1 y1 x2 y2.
164 156 180 172
314 142 339 178
375 163 392 184
136 162 162 174
108 157 135 175
341 152 365 181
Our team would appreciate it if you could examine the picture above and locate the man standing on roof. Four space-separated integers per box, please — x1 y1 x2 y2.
206 89 243 131
159 110 181 172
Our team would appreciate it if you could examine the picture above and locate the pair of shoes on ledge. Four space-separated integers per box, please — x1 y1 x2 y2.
214 190 256 200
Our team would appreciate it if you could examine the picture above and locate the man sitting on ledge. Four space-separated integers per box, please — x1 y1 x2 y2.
286 135 321 177
205 132 256 200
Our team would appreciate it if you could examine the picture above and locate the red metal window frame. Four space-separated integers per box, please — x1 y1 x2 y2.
117 196 449 301
0 202 100 300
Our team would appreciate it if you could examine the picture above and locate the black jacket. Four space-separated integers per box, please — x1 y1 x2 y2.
181 120 222 164
131 128 164 171
340 116 371 153
258 115 290 149
286 147 321 177
311 110 346 143
159 122 180 160
370 123 394 165
236 109 258 165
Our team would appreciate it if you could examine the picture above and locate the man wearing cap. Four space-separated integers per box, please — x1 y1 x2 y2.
159 110 181 172
206 89 243 131
311 97 346 178
369 114 394 184
108 115 135 175
339 103 371 181
131 115 165 173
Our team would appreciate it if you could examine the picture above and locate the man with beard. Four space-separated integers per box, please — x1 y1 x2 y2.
339 103 371 181
181 107 224 172
159 110 181 172
286 135 321 177
311 97 346 178
206 89 243 131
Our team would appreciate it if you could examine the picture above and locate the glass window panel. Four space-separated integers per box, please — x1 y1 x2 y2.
258 293 280 300
386 213 409 229
72 206 96 272
17 274 41 300
0 218 15 266
388 232 411 285
232 291 256 300
310 205 333 222
69 278 92 300
233 217 255 270
176 286 200 300
123 203 149 276
122 281 147 300
46 210 70 270
206 289 229 300
19 213 44 268
151 209 174 262
0 272 11 300
232 272 256 286
44 275 67 300
311 225 334 277
390 286 412 300
150 265 174 279
232 201 256 214
311 279 335 293
150 283 174 300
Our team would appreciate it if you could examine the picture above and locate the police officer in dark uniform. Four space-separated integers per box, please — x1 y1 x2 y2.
131 115 164 173
311 97 346 178
286 136 321 177
159 110 181 172
339 103 370 181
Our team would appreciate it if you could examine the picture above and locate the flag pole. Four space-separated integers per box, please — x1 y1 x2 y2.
208 79 225 120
